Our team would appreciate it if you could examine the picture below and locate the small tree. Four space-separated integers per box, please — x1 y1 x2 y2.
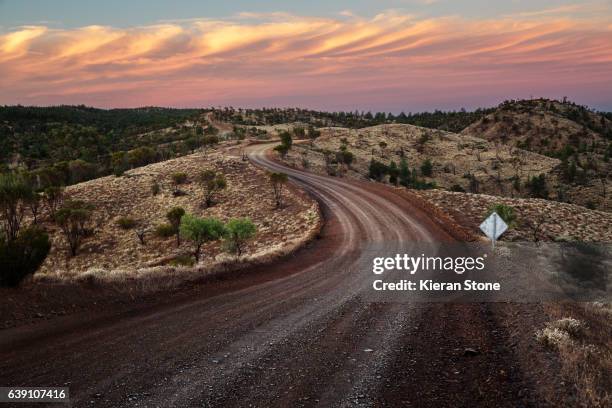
166 207 185 246
171 172 188 194
55 200 93 256
388 161 399 185
199 170 227 207
420 159 433 177
399 158 410 187
274 143 289 158
269 172 288 209
224 218 257 257
280 131 293 149
27 191 43 224
43 185 64 217
0 173 33 242
180 214 225 262
135 223 148 245
526 174 548 198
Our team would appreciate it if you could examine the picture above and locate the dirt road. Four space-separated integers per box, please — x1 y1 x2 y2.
0 144 556 407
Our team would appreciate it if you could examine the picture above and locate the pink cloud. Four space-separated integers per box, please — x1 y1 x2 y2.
0 12 611 110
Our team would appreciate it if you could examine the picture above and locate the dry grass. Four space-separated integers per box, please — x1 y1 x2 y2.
32 149 321 288
537 304 612 407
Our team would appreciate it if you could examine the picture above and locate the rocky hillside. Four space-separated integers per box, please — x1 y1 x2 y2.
283 123 559 197
36 151 320 284
415 189 612 242
462 99 611 211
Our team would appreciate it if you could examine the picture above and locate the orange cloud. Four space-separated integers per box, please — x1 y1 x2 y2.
0 12 611 110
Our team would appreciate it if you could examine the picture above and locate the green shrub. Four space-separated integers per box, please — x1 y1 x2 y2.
487 204 517 228
169 254 195 267
155 223 175 238
116 217 137 230
224 218 257 256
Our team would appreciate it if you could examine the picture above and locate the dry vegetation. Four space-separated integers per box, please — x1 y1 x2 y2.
33 150 320 290
536 303 612 407
462 99 611 211
284 123 559 197
414 189 612 242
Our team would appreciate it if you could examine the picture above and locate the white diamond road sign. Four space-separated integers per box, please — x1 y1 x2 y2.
480 212 508 244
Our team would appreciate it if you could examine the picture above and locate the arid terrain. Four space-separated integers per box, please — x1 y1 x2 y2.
35 150 319 287
1 100 610 407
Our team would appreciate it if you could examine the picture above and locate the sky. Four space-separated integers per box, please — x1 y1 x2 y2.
1 0 611 112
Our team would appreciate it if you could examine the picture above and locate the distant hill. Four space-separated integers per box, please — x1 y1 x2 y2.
461 99 611 211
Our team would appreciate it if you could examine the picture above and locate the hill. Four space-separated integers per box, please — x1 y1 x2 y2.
282 123 559 198
461 99 611 211
32 149 320 289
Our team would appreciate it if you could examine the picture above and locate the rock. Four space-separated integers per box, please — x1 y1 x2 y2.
463 347 480 356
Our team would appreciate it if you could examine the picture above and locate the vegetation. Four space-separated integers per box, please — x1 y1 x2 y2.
0 106 203 183
487 204 517 228
269 172 288 208
199 170 227 207
116 217 137 230
526 174 549 199
0 173 33 242
55 200 94 256
0 227 50 287
420 159 433 177
224 218 257 256
180 214 225 262
154 223 175 238
171 172 188 195
166 207 185 246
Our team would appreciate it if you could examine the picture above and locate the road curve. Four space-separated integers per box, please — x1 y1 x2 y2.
0 144 538 407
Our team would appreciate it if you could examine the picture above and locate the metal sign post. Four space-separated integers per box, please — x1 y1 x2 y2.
479 212 508 249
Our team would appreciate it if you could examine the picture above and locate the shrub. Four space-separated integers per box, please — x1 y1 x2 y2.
169 254 195 267
269 172 288 208
526 174 548 198
171 172 188 194
155 223 175 238
180 214 225 262
0 173 33 242
54 200 93 256
224 218 257 256
487 204 517 228
368 159 388 181
116 217 137 230
199 170 227 207
166 207 185 246
450 184 465 192
151 180 160 196
0 227 50 287
420 159 433 177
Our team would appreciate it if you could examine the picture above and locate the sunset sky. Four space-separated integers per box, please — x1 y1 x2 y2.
1 0 611 112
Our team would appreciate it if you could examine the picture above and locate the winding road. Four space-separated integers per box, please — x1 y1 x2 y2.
0 144 544 407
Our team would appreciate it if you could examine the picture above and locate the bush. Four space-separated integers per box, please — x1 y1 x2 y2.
487 204 517 228
224 218 257 256
155 223 175 238
180 214 225 262
368 159 388 181
0 227 51 287
420 159 433 177
151 180 160 196
116 217 137 230
169 254 195 267
166 207 185 246
450 184 465 192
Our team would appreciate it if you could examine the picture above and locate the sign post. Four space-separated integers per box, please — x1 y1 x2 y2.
479 212 508 249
